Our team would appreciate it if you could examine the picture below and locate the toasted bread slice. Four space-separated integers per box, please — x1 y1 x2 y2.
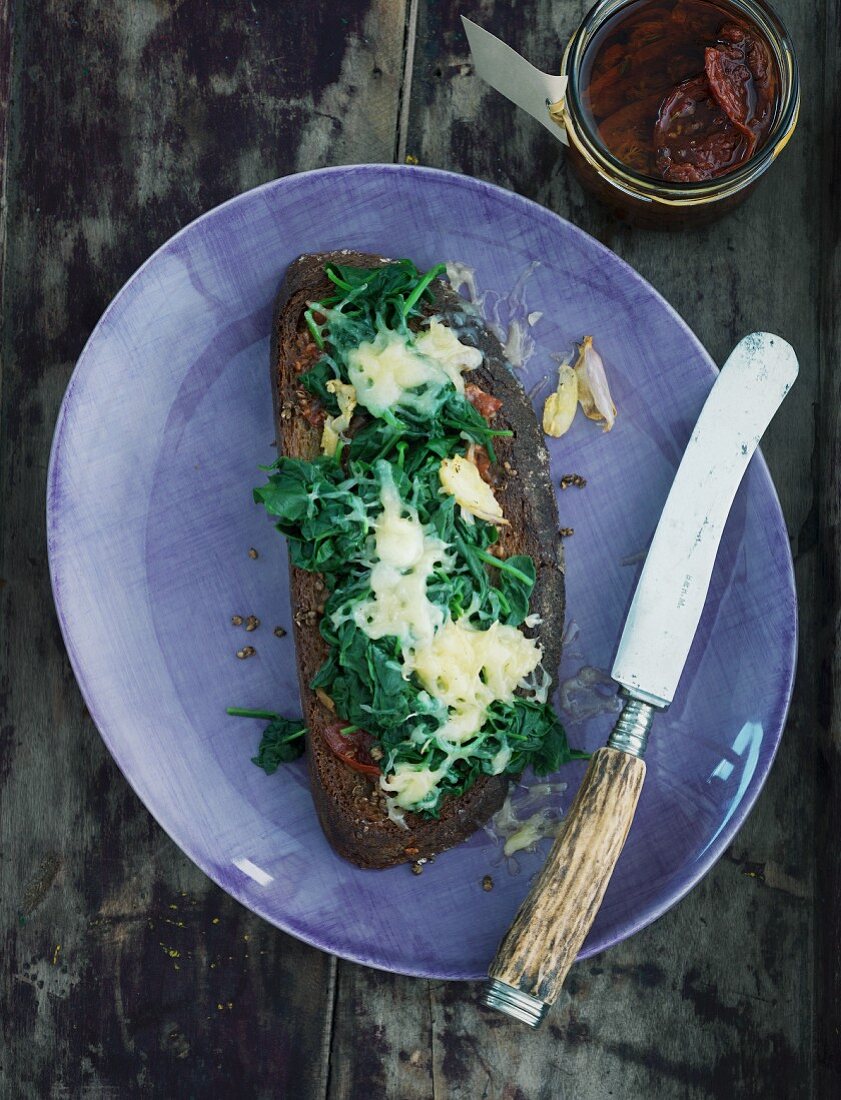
271 250 564 869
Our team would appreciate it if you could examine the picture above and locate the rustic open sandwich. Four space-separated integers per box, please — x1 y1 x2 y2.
246 251 581 869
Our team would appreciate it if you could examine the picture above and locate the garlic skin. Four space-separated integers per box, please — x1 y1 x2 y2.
574 336 616 431
439 453 509 525
542 361 578 438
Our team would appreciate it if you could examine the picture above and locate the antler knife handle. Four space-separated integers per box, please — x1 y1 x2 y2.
482 697 653 1026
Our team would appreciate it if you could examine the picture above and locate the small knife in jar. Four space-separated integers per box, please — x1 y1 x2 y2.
482 332 798 1026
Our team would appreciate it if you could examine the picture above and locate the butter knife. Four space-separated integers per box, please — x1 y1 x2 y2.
482 332 798 1026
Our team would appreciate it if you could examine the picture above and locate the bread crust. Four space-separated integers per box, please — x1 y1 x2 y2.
270 251 564 868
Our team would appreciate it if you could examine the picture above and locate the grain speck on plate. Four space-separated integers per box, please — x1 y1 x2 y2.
231 614 244 626
273 625 287 638
248 547 259 559
560 474 587 490
236 646 256 660
245 615 260 632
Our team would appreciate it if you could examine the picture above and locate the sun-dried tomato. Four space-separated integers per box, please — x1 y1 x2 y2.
582 1 779 183
465 383 503 420
472 445 494 484
705 46 754 147
705 21 773 145
301 401 326 429
654 74 747 182
321 722 381 776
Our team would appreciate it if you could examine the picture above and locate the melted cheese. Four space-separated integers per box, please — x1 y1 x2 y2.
352 465 449 649
439 453 507 525
414 320 482 389
490 745 512 774
406 619 542 744
320 380 357 456
381 763 445 810
346 322 482 417
503 814 556 857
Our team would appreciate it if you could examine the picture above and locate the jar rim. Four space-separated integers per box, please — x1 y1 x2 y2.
561 0 801 204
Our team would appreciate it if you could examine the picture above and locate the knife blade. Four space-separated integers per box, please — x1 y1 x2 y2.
482 331 798 1027
612 331 798 707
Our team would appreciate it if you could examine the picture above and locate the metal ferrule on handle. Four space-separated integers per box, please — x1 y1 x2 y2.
607 693 657 757
481 981 548 1028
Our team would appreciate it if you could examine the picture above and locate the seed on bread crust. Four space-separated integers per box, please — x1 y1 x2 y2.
294 608 319 628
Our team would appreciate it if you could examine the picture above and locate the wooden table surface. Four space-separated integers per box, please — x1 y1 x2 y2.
1 1 838 1096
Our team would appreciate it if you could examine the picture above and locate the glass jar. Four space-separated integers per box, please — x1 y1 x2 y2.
557 0 800 229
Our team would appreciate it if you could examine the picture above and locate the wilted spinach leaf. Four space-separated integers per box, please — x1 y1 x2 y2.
227 708 307 774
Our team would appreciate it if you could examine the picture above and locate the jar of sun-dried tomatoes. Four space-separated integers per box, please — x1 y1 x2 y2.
557 0 799 228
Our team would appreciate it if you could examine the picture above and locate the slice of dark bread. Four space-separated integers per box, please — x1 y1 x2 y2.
270 250 564 869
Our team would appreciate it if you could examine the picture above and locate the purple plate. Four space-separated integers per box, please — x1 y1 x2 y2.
47 165 796 979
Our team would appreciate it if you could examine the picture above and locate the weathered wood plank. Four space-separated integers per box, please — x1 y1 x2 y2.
327 968 434 1100
816 0 841 1092
0 1 407 1096
0 0 12 319
327 0 819 1095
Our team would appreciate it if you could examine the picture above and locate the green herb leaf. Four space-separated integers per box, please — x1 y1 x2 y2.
300 358 339 412
487 699 587 776
227 708 307 774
